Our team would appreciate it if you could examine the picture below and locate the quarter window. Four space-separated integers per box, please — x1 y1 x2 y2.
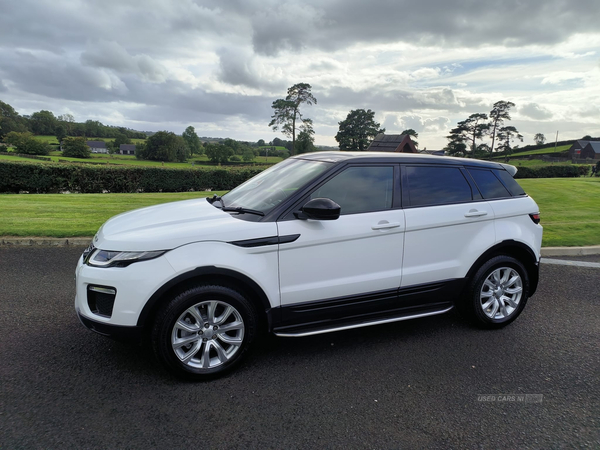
311 166 394 215
406 166 472 207
468 169 511 199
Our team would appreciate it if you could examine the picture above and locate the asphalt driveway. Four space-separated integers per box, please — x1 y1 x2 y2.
0 246 598 449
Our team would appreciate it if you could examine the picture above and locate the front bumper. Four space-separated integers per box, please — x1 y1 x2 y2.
77 308 144 342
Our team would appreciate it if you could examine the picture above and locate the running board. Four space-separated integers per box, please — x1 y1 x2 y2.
273 306 453 338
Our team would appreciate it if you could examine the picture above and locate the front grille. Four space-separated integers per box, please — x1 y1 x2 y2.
87 285 116 318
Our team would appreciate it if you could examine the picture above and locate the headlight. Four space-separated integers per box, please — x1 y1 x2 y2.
87 249 167 268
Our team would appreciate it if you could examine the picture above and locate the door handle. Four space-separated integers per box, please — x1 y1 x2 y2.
371 221 401 230
464 209 488 217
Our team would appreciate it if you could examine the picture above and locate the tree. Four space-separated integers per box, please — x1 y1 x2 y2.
55 125 67 144
182 126 202 155
295 119 316 154
401 129 419 148
488 101 515 153
242 148 256 162
30 110 58 135
139 131 189 162
335 109 384 151
0 100 29 139
62 136 91 158
57 113 75 135
534 133 546 146
269 83 317 155
3 131 51 155
257 139 266 147
497 126 523 154
205 143 234 164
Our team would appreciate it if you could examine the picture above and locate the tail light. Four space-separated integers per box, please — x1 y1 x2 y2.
529 213 541 224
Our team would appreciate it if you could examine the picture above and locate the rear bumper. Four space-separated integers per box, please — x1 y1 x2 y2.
529 261 540 297
77 309 144 343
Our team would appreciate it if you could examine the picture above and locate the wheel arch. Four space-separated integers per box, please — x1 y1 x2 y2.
465 240 539 296
137 266 274 333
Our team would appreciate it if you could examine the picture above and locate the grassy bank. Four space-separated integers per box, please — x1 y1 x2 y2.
0 178 598 246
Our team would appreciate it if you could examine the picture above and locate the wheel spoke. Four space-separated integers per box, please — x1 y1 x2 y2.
505 286 522 295
216 305 234 325
186 306 203 325
212 340 229 363
481 290 493 298
504 296 518 308
218 321 244 333
488 299 499 318
201 341 212 368
500 303 509 318
173 334 200 349
482 298 496 310
217 333 243 346
500 269 510 284
484 280 496 290
175 319 199 334
181 341 202 364
506 275 520 287
206 301 217 323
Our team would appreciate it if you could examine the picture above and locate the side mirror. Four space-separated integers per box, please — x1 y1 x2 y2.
295 198 341 221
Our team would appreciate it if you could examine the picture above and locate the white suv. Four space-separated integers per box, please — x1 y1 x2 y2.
75 152 542 379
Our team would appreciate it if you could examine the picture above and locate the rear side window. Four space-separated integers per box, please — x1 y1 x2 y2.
406 166 472 207
468 169 511 199
494 169 526 196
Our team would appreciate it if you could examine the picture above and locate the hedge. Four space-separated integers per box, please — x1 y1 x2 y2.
514 165 590 179
0 161 264 193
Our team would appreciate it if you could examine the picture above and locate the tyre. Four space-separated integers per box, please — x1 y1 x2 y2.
152 284 258 380
463 255 530 329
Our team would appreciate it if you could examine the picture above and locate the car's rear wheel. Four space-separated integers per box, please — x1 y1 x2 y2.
152 284 257 380
463 255 530 329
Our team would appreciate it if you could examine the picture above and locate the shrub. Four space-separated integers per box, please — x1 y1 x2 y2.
3 132 51 155
0 161 264 193
62 137 91 158
229 155 241 162
514 165 587 179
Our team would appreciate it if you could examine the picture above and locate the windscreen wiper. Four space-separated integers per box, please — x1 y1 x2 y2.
222 207 265 216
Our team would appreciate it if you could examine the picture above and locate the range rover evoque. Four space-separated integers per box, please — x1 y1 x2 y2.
75 152 542 379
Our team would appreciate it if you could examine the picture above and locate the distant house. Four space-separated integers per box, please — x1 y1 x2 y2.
580 142 600 160
367 133 418 153
419 149 446 156
119 144 136 155
87 141 108 154
568 140 592 158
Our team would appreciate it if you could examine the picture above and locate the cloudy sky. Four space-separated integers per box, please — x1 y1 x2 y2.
1 0 599 149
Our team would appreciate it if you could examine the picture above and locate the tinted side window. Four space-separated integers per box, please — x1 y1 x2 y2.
311 166 394 215
406 166 472 207
494 169 526 196
468 169 511 199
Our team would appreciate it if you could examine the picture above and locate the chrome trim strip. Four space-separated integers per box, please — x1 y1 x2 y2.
274 306 453 337
88 286 116 295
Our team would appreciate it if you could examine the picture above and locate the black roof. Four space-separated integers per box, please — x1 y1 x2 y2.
583 142 600 153
86 140 106 148
120 144 136 151
293 151 508 170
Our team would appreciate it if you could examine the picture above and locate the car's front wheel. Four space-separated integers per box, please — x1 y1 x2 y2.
463 255 530 329
152 284 257 380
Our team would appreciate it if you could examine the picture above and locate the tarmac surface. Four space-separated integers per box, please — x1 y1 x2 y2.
0 246 598 449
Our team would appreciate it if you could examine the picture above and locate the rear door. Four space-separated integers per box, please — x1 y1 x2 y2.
401 164 495 289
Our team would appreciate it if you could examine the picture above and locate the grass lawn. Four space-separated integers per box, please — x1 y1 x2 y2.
0 192 227 238
520 177 600 247
1 178 598 246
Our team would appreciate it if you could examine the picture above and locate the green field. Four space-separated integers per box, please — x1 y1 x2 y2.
0 150 283 168
519 177 600 247
493 144 571 159
0 192 227 237
1 178 599 246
